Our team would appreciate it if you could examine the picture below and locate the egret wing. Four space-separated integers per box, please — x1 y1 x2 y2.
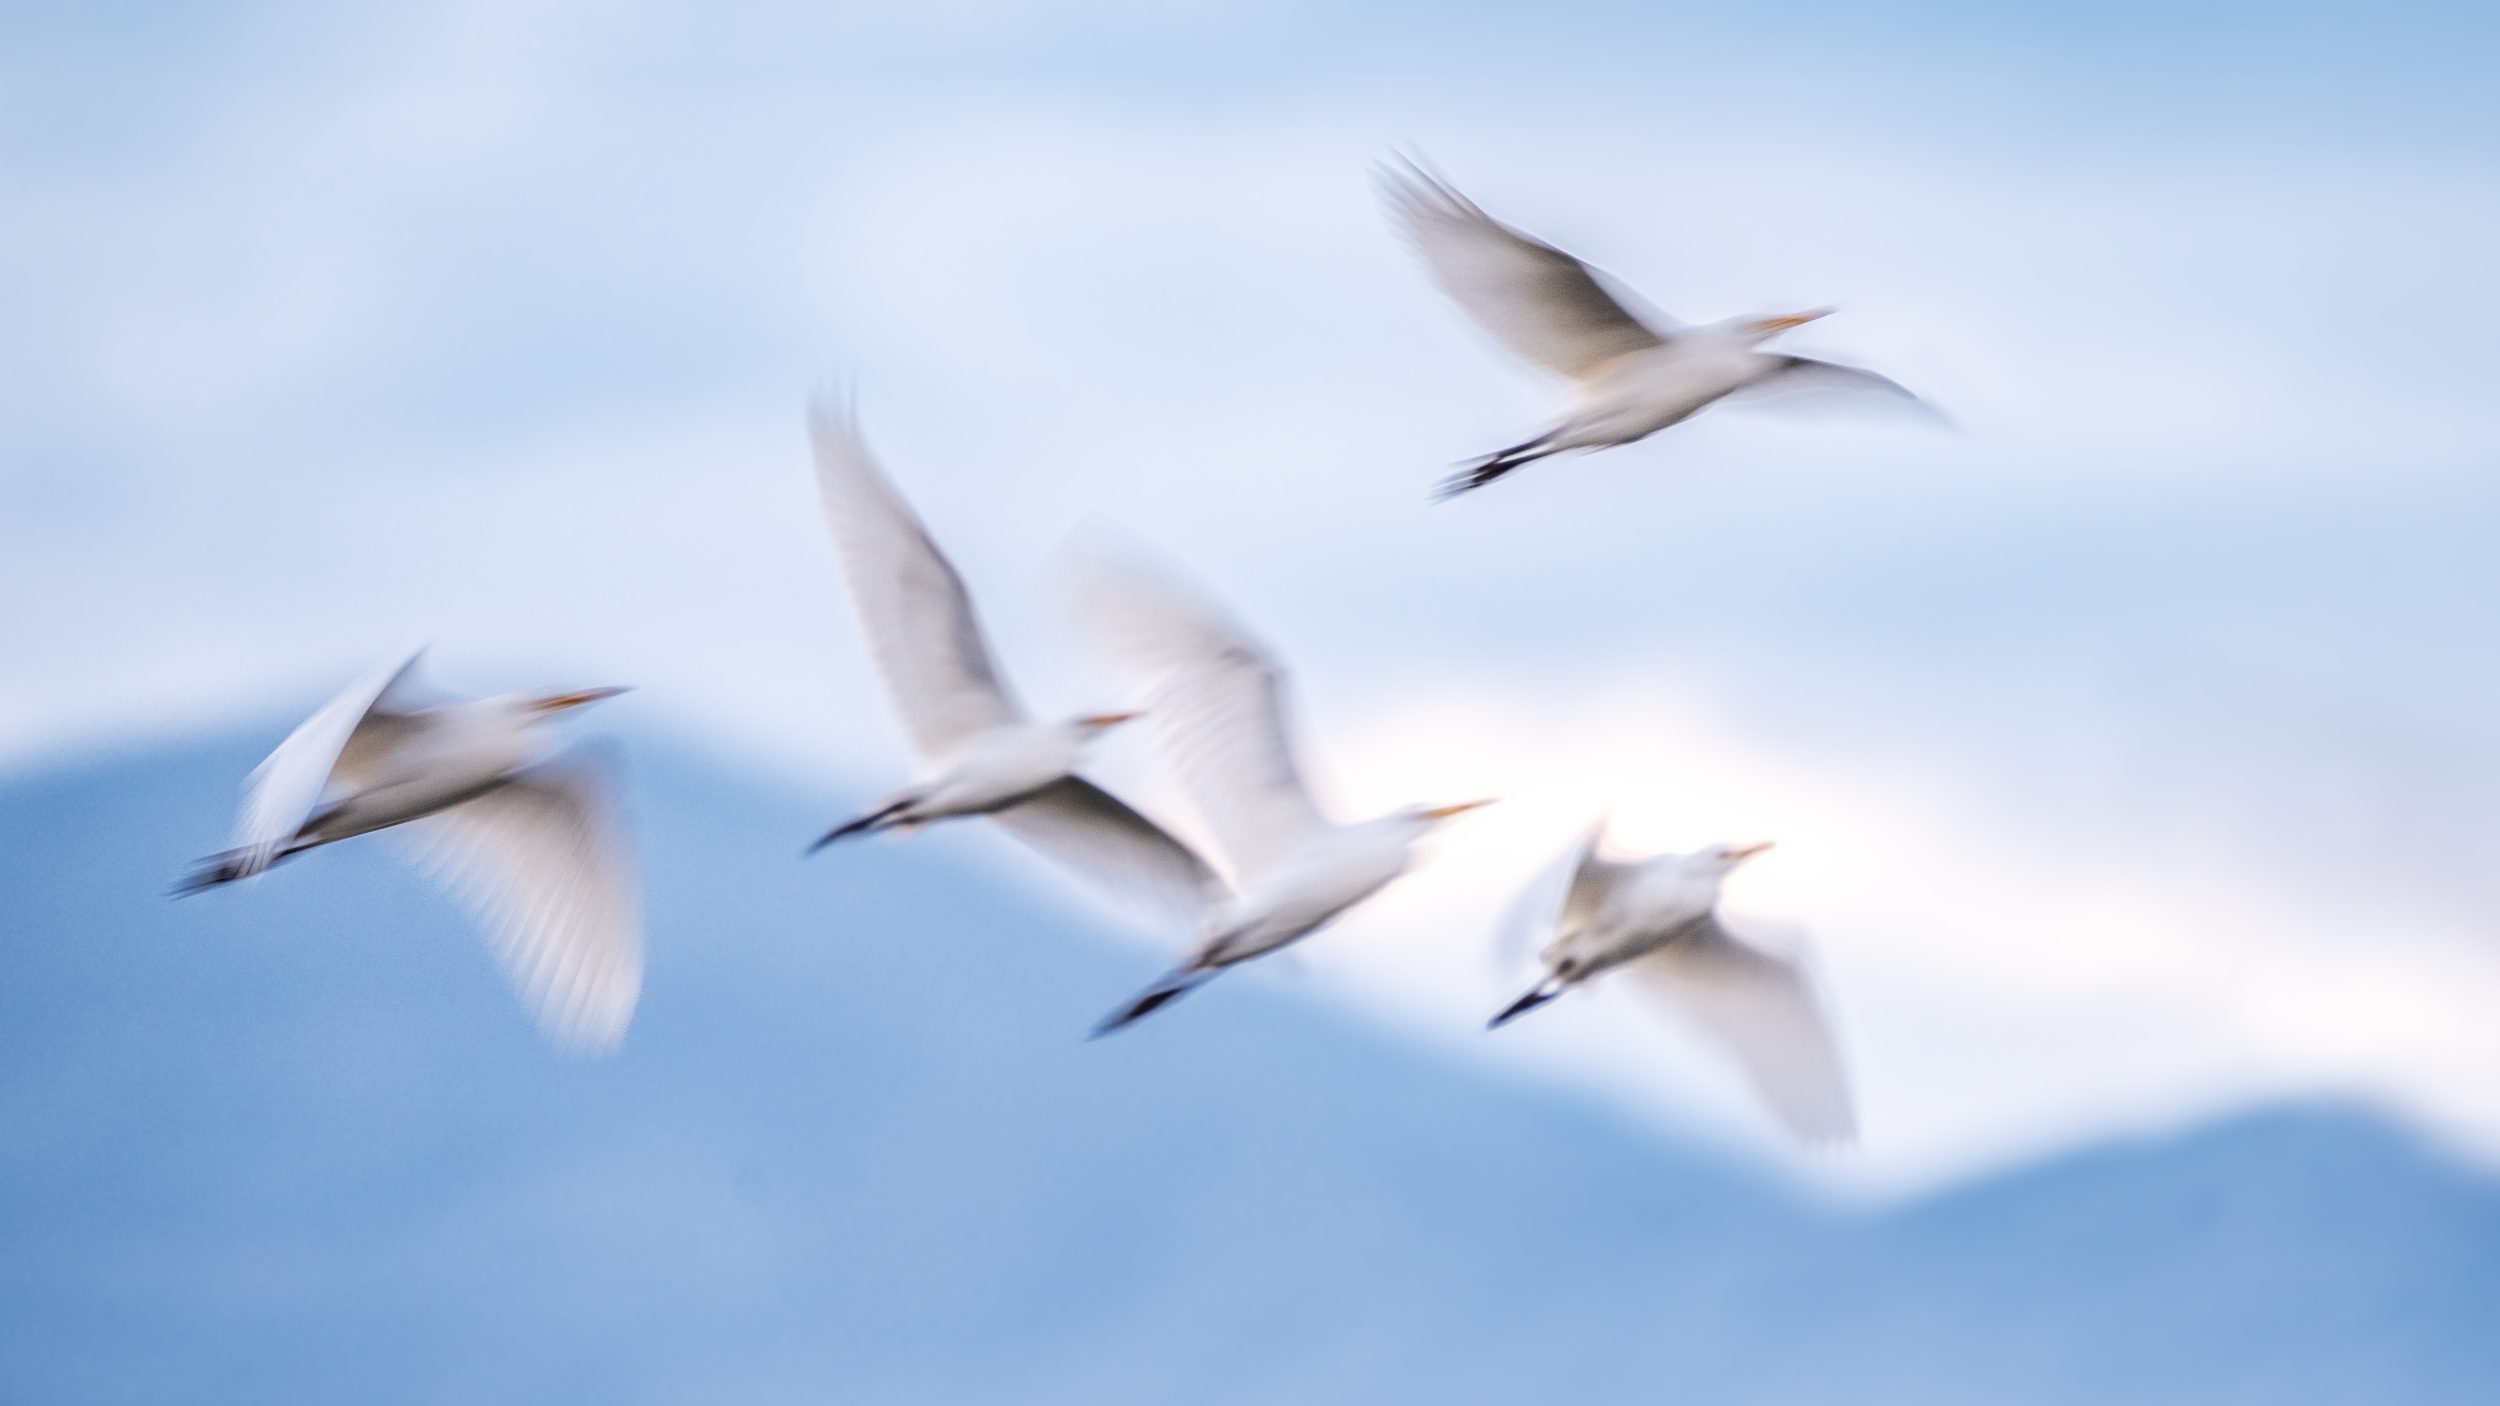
1495 822 1612 970
809 401 1023 759
991 777 1226 936
231 647 430 879
1626 915 1856 1144
1377 157 1671 383
1560 834 1639 935
1736 356 1942 418
1071 555 1329 886
397 753 642 1053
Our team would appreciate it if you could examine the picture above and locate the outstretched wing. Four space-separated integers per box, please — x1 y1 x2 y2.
809 400 1024 760
1625 915 1856 1144
1069 552 1330 887
1495 822 1616 971
991 777 1226 936
231 647 430 880
1736 356 1942 419
1560 836 1639 937
1377 156 1672 383
397 754 642 1053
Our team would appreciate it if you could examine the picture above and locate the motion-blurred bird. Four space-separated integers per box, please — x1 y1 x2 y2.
1491 828 1855 1144
174 649 642 1052
805 402 1220 934
1074 552 1493 1036
1378 156 1933 498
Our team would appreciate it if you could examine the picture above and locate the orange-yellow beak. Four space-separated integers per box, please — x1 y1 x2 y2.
1079 710 1144 729
1422 799 1498 820
1726 840 1777 862
1760 309 1834 333
534 686 632 713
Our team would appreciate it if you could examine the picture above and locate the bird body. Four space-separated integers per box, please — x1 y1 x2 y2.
1535 844 1738 978
1566 324 1817 438
1492 833 1855 1144
1075 553 1492 1035
805 404 1220 935
1198 812 1438 967
176 651 642 1052
298 693 567 844
865 719 1105 830
1378 158 1931 497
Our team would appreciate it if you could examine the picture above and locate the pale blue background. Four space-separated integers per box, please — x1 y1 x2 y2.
4 1 2499 1396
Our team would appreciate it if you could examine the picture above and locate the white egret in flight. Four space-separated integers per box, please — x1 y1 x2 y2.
1073 551 1493 1036
1379 156 1934 498
1493 827 1855 1144
806 402 1220 939
176 650 641 1052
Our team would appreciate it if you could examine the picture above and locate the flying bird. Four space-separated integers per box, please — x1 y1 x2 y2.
1378 156 1934 498
1073 552 1493 1036
1491 828 1855 1144
174 649 642 1052
804 402 1220 935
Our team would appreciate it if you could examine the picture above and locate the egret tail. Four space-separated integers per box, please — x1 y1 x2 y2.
1089 966 1216 1039
807 800 912 854
170 838 313 897
1434 434 1561 500
1487 975 1566 1029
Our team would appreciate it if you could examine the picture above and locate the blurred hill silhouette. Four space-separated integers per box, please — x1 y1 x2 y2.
2 732 2494 1403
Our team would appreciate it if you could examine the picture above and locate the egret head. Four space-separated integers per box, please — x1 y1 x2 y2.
1742 308 1833 343
526 686 631 718
1697 839 1776 873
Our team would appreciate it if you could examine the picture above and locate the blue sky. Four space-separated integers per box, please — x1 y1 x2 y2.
5 0 2499 1189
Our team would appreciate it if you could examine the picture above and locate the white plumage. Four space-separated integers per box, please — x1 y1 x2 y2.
1073 551 1493 1035
1493 828 1855 1144
805 401 1219 936
179 651 641 1052
399 757 641 1052
1379 156 1933 498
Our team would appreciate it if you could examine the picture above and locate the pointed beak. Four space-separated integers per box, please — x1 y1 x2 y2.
1422 798 1498 821
1762 308 1834 333
1079 710 1144 729
537 686 632 713
1726 840 1777 863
